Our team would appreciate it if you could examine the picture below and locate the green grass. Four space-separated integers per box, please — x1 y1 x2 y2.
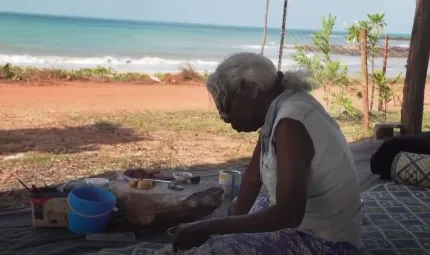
4 109 412 173
21 154 63 164
73 110 258 141
65 109 430 142
2 109 425 181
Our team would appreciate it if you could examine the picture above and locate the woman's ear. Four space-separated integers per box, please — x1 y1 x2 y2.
239 79 259 99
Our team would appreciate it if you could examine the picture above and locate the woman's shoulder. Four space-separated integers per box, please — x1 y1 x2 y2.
276 92 323 120
287 92 321 104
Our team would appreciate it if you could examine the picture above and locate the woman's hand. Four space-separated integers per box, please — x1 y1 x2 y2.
231 138 262 215
172 221 212 252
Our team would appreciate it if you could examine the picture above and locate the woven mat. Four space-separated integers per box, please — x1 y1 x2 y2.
361 183 430 255
93 183 430 255
87 241 171 255
91 182 430 255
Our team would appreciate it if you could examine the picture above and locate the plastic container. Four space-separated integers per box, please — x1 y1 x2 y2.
219 170 242 201
58 179 88 193
68 187 116 235
85 178 110 189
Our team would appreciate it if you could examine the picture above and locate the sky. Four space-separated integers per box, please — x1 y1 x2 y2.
0 0 416 34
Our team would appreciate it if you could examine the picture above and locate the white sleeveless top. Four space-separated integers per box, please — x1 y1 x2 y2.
259 91 362 249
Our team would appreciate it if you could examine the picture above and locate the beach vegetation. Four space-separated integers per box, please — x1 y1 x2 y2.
371 70 403 121
293 14 361 119
0 62 207 84
346 13 389 111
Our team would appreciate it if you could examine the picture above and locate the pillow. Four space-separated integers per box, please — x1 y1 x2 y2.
391 152 430 188
370 132 430 179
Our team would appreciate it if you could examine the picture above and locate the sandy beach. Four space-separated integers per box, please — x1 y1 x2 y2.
1 79 429 118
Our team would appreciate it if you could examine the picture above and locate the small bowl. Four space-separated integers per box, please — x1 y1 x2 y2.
84 178 110 189
173 172 192 182
123 174 136 181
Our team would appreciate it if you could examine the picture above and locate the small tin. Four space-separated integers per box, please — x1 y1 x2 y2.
219 170 242 201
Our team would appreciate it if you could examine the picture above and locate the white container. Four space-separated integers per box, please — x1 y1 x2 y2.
173 172 192 182
219 170 242 201
84 178 110 189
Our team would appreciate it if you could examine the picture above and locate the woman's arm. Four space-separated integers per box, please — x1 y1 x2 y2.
205 118 314 234
231 138 262 215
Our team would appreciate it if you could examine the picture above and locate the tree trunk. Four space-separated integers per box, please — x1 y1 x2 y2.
360 30 370 129
378 35 389 111
370 55 375 111
261 0 270 55
401 0 430 134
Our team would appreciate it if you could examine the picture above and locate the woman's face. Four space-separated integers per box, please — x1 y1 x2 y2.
214 85 263 132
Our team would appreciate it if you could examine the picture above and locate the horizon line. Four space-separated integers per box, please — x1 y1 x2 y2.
0 10 411 36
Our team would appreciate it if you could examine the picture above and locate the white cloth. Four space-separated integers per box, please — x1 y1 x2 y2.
259 91 362 249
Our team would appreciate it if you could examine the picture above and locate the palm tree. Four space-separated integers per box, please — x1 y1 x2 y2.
346 14 387 111
346 21 370 46
367 13 386 111
261 0 270 55
367 14 386 36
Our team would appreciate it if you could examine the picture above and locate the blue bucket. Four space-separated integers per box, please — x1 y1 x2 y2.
68 187 116 235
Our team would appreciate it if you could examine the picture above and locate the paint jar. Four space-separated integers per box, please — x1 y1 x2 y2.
85 178 110 189
219 170 242 201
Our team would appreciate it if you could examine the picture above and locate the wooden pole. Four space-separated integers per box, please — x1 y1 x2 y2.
360 30 370 129
277 0 289 71
401 0 430 134
378 35 389 111
261 0 270 55
382 35 389 74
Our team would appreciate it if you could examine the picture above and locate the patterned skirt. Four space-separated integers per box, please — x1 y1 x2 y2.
180 196 364 255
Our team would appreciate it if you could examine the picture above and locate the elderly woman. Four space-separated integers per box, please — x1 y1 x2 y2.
172 52 363 254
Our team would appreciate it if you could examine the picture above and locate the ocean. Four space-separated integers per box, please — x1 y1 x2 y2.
0 12 411 77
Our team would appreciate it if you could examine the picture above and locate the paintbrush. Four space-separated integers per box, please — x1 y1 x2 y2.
16 179 31 193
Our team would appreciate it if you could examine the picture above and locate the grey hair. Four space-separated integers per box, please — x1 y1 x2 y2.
206 52 317 107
